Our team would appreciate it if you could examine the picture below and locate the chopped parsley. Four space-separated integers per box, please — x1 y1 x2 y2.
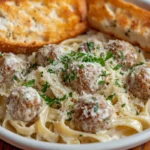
42 81 50 93
79 134 83 137
30 63 38 69
120 72 124 75
87 41 94 51
100 70 110 77
94 103 99 112
76 52 86 59
98 54 105 66
115 79 121 87
121 103 126 107
68 51 76 57
47 58 54 64
66 118 72 121
79 64 84 69
98 80 105 85
133 62 145 68
69 92 73 97
136 111 140 115
63 70 77 83
67 110 74 115
13 75 18 81
24 79 35 87
106 93 116 101
105 51 113 61
40 94 67 107
48 69 55 73
113 64 122 70
120 51 125 60
40 71 43 77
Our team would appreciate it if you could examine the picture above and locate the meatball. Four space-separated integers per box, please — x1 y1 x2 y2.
7 86 43 122
0 53 27 82
63 62 105 94
105 40 138 68
73 94 113 133
36 44 64 66
127 65 150 100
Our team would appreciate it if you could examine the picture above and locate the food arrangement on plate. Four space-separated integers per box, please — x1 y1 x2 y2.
0 0 150 147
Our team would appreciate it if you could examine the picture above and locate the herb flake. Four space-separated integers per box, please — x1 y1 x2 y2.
24 79 35 87
113 64 122 70
106 93 116 101
94 103 99 112
42 81 50 93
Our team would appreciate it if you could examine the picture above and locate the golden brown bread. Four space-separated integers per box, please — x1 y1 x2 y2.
87 0 150 52
0 0 88 53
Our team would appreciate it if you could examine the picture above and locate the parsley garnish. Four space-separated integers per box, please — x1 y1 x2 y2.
67 110 74 115
105 51 113 61
79 64 84 69
98 80 105 85
64 70 77 83
68 51 76 57
113 64 122 70
40 94 66 107
24 79 35 87
115 79 121 87
61 55 70 63
136 111 140 115
98 54 105 67
87 41 94 51
121 103 126 107
48 69 55 73
42 81 50 93
100 70 110 76
106 93 116 101
13 75 18 81
40 71 43 77
69 92 73 97
120 51 125 60
94 103 99 112
120 72 124 75
133 62 144 68
47 58 54 64
66 118 72 121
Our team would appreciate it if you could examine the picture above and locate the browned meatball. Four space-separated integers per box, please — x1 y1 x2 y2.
105 40 138 68
73 94 113 133
63 62 105 94
7 86 43 122
36 44 64 66
0 53 27 82
127 65 150 100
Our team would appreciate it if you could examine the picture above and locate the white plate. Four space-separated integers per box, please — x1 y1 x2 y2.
0 0 150 150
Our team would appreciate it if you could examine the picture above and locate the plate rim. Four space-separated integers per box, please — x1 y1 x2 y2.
0 126 150 150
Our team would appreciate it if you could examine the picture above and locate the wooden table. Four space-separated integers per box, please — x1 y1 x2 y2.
0 139 150 150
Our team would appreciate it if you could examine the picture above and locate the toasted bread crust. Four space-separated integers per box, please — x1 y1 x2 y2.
0 0 88 54
87 0 150 52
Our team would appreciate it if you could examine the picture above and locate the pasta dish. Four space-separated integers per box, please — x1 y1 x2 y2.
0 31 150 144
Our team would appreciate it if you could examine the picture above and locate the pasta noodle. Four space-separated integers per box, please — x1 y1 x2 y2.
0 31 150 144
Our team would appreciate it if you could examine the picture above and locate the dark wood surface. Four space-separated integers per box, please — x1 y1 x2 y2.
0 140 21 150
0 139 150 150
